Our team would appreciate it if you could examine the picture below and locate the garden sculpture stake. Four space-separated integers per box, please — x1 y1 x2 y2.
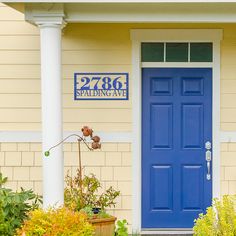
44 126 101 206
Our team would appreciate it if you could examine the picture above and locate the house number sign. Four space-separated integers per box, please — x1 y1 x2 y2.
74 73 129 100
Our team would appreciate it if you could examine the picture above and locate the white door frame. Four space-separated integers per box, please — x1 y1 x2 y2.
130 29 223 232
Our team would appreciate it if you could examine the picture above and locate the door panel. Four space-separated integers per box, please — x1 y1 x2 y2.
150 165 173 210
182 104 203 149
151 103 173 149
182 165 204 211
142 68 212 228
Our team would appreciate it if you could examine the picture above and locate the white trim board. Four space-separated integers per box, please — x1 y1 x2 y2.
142 62 213 68
5 0 236 2
141 230 193 235
6 1 236 2
0 131 132 143
131 29 222 232
0 130 234 143
22 3 236 24
220 132 236 143
64 4 236 23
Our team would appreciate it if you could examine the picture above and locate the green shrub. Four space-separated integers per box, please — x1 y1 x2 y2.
193 195 236 236
0 173 42 236
17 207 94 236
115 219 129 236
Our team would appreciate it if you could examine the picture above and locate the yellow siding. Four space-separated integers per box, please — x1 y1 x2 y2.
0 21 38 35
0 4 236 131
0 36 39 50
0 142 133 226
220 143 236 196
2 3 236 230
0 5 133 131
220 27 236 130
0 65 40 79
0 51 40 64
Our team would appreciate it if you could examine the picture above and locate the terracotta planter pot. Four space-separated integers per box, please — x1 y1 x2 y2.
89 216 116 236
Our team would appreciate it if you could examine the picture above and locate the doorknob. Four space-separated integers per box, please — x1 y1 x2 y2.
205 141 212 180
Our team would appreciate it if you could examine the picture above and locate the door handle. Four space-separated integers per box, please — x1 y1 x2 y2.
205 141 212 180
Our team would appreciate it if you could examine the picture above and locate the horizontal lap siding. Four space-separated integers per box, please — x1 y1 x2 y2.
0 5 132 131
0 65 131 79
0 8 24 21
0 50 131 65
220 143 236 196
1 4 236 132
221 31 236 131
0 93 131 109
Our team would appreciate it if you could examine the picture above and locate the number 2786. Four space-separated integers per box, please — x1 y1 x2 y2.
77 76 126 90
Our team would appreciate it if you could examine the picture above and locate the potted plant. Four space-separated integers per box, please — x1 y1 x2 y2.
45 126 120 236
64 169 119 236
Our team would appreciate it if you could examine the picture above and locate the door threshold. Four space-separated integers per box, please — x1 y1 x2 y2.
140 229 193 235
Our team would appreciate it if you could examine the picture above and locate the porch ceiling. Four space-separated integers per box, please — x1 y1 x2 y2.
5 1 236 23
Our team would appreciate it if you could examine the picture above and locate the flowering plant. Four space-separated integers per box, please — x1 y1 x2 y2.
193 195 236 236
17 207 94 236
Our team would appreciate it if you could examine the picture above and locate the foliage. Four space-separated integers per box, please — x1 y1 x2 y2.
97 209 111 218
80 206 94 218
17 207 94 236
80 206 111 219
0 173 42 236
64 169 120 211
0 172 7 187
131 233 140 236
193 195 236 236
114 219 129 236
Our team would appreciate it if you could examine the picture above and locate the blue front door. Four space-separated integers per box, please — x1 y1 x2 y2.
142 68 212 228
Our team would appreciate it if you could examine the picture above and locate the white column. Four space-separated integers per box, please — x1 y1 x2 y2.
39 23 64 208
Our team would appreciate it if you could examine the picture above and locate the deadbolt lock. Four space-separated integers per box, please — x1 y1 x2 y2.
205 141 211 150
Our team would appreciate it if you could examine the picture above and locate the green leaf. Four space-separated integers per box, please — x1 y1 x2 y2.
44 151 50 157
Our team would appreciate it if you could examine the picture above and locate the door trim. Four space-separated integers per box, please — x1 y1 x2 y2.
130 29 223 232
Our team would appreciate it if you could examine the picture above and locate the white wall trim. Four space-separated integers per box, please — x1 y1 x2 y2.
141 230 193 235
220 132 236 142
142 62 213 68
0 131 234 143
132 39 142 232
64 4 236 23
131 29 222 232
9 2 236 24
0 131 132 143
212 39 221 199
7 1 236 3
